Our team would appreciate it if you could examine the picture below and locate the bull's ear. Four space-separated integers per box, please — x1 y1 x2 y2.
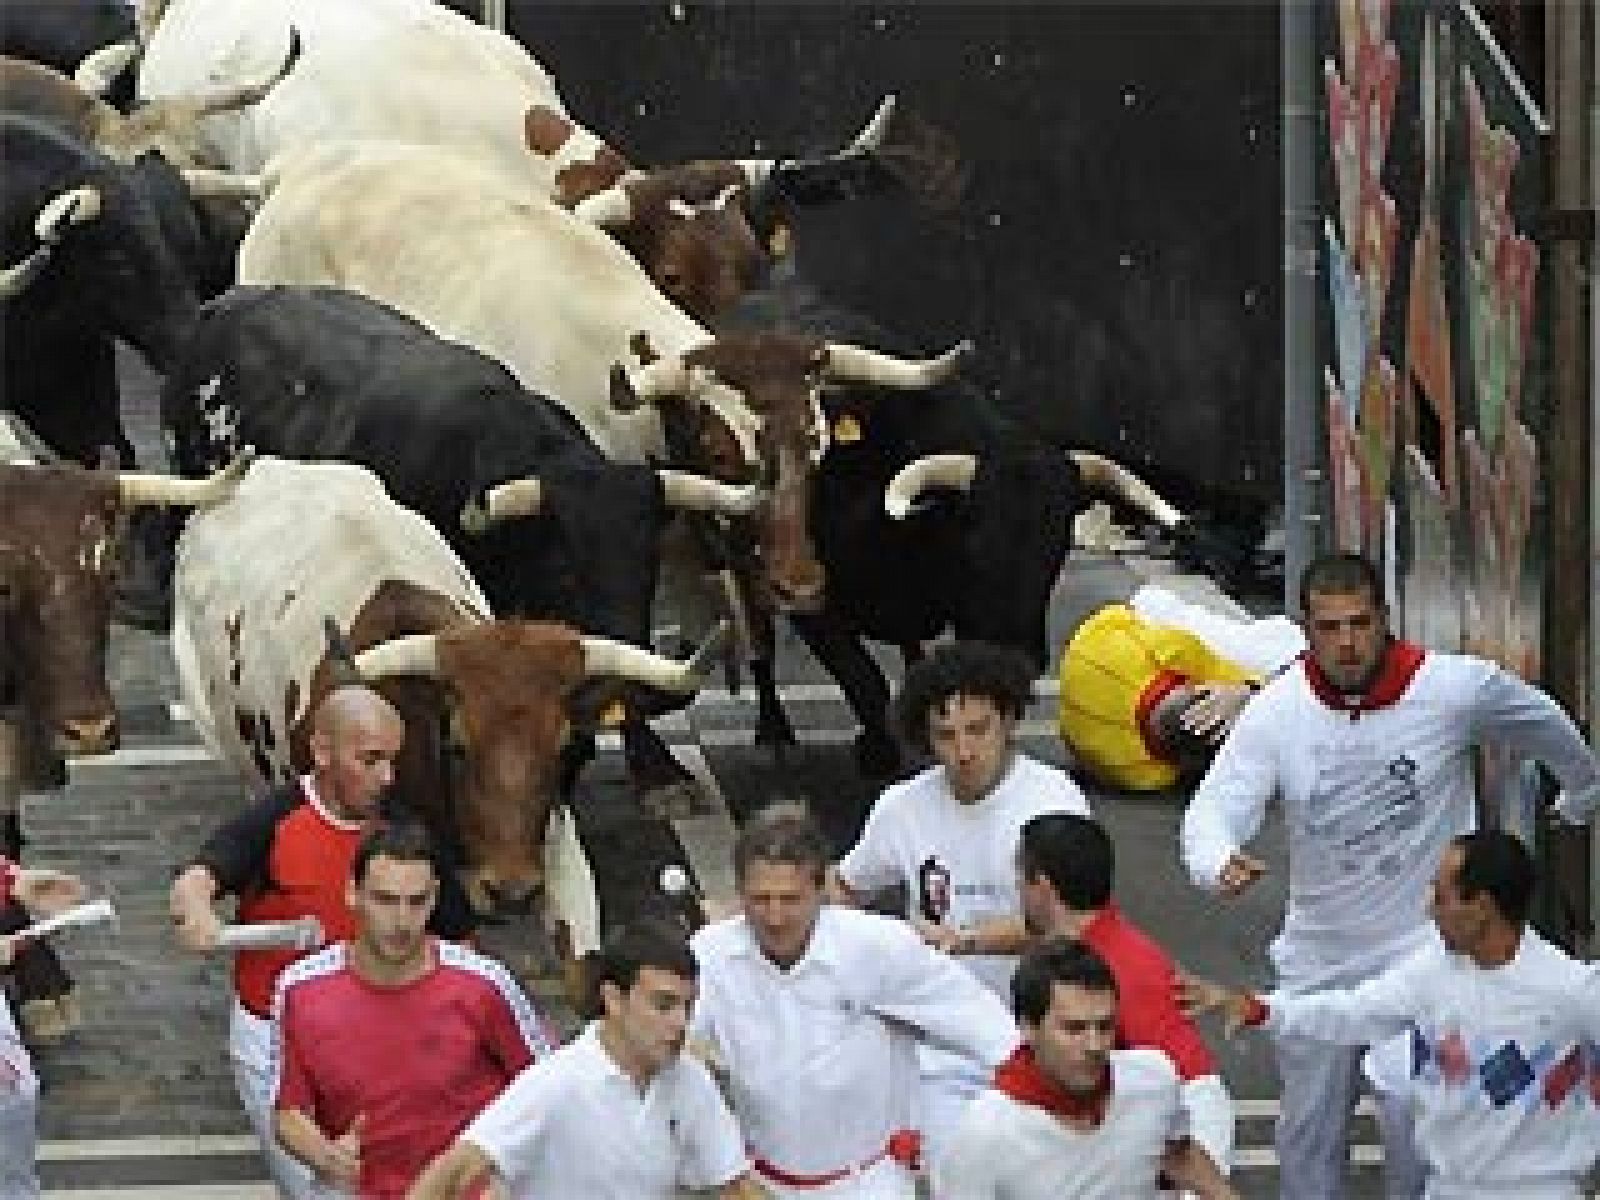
322 617 364 686
566 679 632 731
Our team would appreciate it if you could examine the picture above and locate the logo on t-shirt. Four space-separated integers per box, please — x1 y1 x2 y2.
917 856 952 923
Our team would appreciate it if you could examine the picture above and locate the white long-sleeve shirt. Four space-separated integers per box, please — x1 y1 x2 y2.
689 906 1019 1178
1260 929 1600 1198
1181 652 1599 987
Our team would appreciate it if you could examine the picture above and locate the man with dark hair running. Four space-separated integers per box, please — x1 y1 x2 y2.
1018 812 1234 1180
409 917 762 1200
271 819 549 1197
1181 552 1599 1199
1185 831 1600 1199
831 640 1088 1160
938 938 1237 1199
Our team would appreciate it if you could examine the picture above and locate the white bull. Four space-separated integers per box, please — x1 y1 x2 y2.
172 456 719 974
237 139 971 613
135 0 896 321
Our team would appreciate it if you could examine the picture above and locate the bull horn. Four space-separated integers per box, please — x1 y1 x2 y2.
1068 451 1185 529
73 40 140 97
572 183 634 228
37 186 103 241
822 339 973 390
179 168 263 201
117 447 255 509
581 622 729 693
884 453 977 519
611 357 693 410
132 26 301 132
460 478 542 534
658 470 762 516
738 93 898 192
353 634 441 681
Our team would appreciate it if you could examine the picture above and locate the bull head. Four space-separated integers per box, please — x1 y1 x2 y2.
343 619 726 926
610 333 973 614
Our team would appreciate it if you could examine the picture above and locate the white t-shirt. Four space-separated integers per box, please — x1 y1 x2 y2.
1182 652 1600 988
689 906 1018 1179
837 754 1090 996
464 1022 747 1199
1264 929 1600 1197
936 1048 1187 1199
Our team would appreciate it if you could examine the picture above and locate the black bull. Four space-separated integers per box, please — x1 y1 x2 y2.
159 284 702 797
714 279 1102 777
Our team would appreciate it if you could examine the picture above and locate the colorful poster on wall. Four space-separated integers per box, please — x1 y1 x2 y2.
1312 0 1550 835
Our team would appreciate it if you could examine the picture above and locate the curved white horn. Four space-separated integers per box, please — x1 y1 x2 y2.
460 478 542 534
572 184 633 228
36 186 103 241
1068 451 1185 529
884 453 977 519
116 448 254 509
658 470 762 516
73 40 140 97
180 169 263 201
581 635 709 693
823 339 973 390
353 634 442 681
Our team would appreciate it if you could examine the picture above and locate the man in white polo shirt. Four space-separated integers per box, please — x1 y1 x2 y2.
831 639 1089 1159
937 939 1238 1199
407 918 763 1199
693 805 1020 1199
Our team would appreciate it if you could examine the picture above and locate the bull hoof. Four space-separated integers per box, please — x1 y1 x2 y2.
639 781 703 821
854 728 902 779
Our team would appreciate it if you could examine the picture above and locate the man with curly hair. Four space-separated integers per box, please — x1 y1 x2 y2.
831 639 1088 1164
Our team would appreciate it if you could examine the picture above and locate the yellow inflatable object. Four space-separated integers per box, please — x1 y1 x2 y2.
1058 604 1258 790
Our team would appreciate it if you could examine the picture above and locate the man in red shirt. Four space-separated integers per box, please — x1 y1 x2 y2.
1018 813 1234 1183
169 685 476 1196
271 819 552 1198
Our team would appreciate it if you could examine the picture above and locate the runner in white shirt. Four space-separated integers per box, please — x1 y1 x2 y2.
693 805 1020 1199
832 639 1089 1159
937 939 1238 1200
1180 553 1600 1200
407 919 762 1200
1185 830 1600 1200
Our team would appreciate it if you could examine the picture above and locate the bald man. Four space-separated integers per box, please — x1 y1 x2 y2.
170 686 475 1198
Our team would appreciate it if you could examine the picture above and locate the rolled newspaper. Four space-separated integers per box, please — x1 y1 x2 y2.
16 897 118 940
216 917 323 952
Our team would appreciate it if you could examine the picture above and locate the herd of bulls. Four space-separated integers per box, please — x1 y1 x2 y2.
1 0 1244 976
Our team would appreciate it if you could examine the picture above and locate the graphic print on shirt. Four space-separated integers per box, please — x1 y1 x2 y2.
918 856 953 923
1410 1026 1600 1111
1303 743 1423 878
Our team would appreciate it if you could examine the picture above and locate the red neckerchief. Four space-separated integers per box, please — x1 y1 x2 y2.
0 857 16 910
993 1044 1113 1125
1301 638 1426 715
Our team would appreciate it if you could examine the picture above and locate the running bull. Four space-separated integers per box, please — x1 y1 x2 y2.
161 283 759 811
170 455 726 982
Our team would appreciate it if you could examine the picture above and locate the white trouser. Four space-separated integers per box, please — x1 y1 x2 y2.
0 996 40 1199
229 1000 323 1199
755 1156 915 1200
1274 1032 1426 1200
